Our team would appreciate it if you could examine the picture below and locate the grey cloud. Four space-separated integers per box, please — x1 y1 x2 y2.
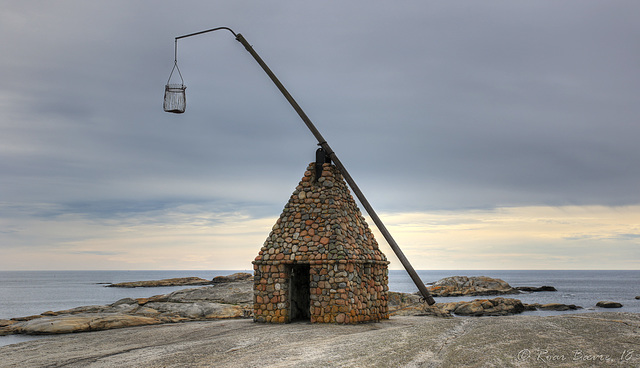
1 0 639 220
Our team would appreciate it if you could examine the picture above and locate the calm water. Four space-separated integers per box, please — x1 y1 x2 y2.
1 270 638 347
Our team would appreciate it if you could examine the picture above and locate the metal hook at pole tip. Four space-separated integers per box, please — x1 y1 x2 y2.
175 26 238 40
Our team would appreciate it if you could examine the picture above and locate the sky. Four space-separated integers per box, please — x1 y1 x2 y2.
1 1 639 271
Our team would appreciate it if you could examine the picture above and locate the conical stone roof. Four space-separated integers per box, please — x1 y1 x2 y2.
254 162 387 264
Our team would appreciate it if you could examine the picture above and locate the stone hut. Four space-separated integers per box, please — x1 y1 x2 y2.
252 160 389 324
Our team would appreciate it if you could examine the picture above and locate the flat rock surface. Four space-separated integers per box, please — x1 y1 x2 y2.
107 277 213 288
1 313 638 367
1 281 253 336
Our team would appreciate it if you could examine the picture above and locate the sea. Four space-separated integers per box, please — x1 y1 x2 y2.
1 270 638 347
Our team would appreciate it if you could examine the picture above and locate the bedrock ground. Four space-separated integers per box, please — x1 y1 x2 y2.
1 312 638 368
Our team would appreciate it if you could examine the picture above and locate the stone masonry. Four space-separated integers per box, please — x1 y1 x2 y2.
253 162 389 324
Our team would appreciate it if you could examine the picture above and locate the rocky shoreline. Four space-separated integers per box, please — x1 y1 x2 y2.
1 279 253 336
425 275 557 296
1 313 638 367
0 274 626 336
1 273 637 367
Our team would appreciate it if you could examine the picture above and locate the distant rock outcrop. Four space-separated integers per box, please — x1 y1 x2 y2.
106 277 214 288
424 276 559 297
516 286 557 292
426 276 519 297
106 273 253 288
596 301 623 308
211 272 253 284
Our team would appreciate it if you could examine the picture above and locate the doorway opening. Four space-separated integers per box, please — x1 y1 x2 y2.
289 264 310 322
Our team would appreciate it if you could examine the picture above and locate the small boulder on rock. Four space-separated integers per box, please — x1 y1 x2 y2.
524 303 581 311
450 298 525 316
387 291 422 311
391 297 526 317
596 301 623 308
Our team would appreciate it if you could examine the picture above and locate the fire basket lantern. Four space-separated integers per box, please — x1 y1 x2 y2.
163 84 186 113
163 46 186 114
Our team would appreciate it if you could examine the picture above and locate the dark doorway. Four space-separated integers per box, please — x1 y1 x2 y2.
289 264 310 322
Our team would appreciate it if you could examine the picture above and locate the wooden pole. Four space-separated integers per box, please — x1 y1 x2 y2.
233 34 435 305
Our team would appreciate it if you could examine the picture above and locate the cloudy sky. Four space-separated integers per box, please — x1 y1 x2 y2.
1 1 639 271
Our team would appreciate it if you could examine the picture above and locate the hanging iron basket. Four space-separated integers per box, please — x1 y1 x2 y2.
164 83 186 114
164 61 186 114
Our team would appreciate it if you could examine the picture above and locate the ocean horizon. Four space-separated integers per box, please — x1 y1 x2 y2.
1 269 638 347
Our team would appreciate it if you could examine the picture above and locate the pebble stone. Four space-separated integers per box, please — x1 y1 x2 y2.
253 163 389 324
